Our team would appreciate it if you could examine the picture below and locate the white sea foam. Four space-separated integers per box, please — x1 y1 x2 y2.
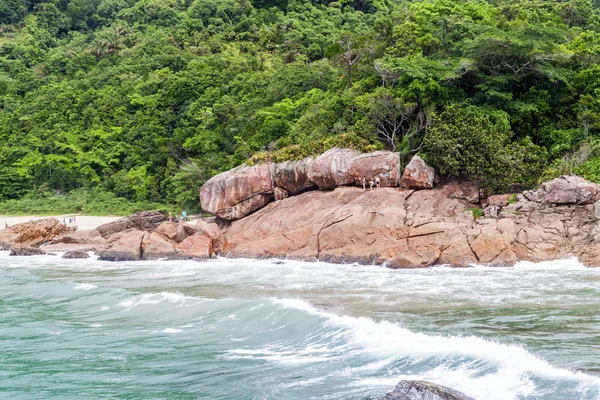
71 282 97 290
272 298 600 400
118 292 197 309
162 327 183 334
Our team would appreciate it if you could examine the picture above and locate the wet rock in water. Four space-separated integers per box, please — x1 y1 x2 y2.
200 163 275 220
175 234 213 258
0 242 11 251
523 175 599 205
348 150 400 187
99 230 146 261
384 380 475 400
153 221 188 243
195 219 225 254
273 157 315 195
0 218 74 247
10 246 47 256
62 250 90 259
308 148 359 190
141 232 177 260
400 155 436 190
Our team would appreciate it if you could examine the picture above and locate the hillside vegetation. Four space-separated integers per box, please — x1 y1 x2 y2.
1 0 600 212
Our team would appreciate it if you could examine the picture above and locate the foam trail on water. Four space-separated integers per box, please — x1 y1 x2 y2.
273 298 600 400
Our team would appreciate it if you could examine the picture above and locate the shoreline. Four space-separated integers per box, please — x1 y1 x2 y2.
0 215 121 232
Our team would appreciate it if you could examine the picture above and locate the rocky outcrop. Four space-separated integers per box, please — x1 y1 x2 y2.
176 234 213 258
523 175 598 204
384 380 475 400
141 232 177 260
97 211 165 239
308 148 359 190
487 194 509 207
0 218 74 247
200 163 275 220
99 230 146 261
195 219 225 254
438 181 480 204
400 155 435 189
273 157 315 194
348 151 400 187
62 250 90 259
153 222 188 243
221 176 600 268
10 246 47 256
52 229 106 246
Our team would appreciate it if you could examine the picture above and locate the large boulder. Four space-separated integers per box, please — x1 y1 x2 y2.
348 151 400 187
200 163 275 220
97 211 166 239
52 229 106 246
153 222 188 243
99 230 145 261
0 218 74 247
273 157 315 194
308 148 359 190
384 380 475 400
523 175 599 205
176 234 213 258
400 155 435 190
141 232 176 260
195 219 225 254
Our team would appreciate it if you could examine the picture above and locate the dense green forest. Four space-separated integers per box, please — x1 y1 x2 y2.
1 0 600 213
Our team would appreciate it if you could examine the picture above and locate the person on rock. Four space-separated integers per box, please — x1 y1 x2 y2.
369 178 374 191
168 211 173 222
376 177 381 190
361 176 366 191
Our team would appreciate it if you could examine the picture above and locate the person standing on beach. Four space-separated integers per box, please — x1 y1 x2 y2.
361 177 366 191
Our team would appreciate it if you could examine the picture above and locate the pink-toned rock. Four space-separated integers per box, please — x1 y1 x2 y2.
487 194 509 207
348 151 400 187
400 155 435 189
438 181 480 204
97 211 165 238
176 234 213 258
523 175 599 205
154 222 188 243
200 163 275 220
274 187 289 201
0 218 74 247
141 232 176 260
274 157 315 194
99 230 145 261
10 246 47 256
307 148 359 190
196 219 225 254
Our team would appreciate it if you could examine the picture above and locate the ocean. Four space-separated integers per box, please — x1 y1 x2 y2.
1 253 600 399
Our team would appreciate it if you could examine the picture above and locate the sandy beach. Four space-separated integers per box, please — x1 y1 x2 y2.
0 215 121 231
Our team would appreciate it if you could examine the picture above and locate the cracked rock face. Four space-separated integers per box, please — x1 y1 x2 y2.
200 163 275 220
221 177 600 268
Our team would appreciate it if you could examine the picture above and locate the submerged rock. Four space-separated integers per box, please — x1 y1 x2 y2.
200 163 275 220
400 155 436 190
62 250 90 259
10 246 47 256
384 380 475 400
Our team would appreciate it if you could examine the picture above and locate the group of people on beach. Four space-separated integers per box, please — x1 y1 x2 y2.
62 215 76 225
360 176 381 191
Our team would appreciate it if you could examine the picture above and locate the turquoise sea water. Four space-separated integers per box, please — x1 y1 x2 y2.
1 253 600 399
